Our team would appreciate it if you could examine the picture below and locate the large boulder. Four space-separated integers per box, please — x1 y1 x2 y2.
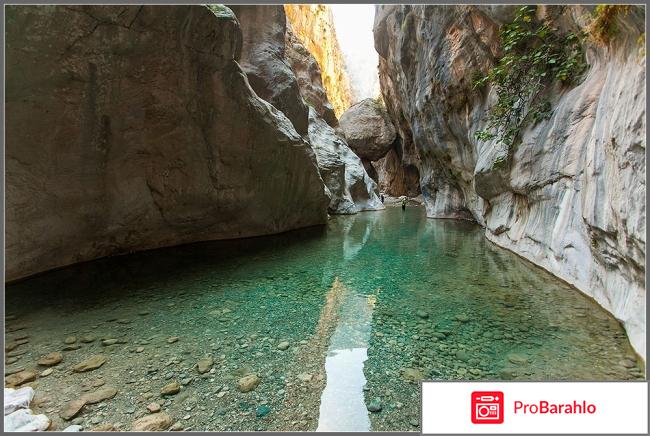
374 5 646 358
229 5 309 135
338 99 397 161
5 5 328 281
307 109 383 214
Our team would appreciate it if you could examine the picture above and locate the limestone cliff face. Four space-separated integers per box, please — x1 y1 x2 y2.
375 5 646 358
5 5 329 281
284 4 353 118
231 5 382 215
286 25 338 127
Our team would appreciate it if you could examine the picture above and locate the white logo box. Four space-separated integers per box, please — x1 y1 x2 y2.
421 381 648 434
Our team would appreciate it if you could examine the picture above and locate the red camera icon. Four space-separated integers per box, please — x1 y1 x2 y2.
471 391 504 424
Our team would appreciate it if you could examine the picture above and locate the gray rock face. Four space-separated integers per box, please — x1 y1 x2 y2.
231 6 381 215
375 5 646 358
5 5 328 281
230 5 309 135
339 99 397 161
307 108 384 214
374 149 421 197
286 24 338 127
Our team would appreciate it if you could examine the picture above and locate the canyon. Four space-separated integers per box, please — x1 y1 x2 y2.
374 4 646 359
3 3 646 433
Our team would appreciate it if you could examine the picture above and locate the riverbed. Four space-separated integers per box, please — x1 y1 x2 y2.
4 207 644 431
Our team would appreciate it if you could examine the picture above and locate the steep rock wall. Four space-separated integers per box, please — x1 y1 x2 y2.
286 24 338 127
284 4 353 118
229 5 309 135
374 5 646 358
5 5 329 281
231 5 381 215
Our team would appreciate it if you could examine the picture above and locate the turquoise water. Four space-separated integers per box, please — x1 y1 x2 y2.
5 207 644 431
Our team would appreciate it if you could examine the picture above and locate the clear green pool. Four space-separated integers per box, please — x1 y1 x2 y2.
5 207 644 431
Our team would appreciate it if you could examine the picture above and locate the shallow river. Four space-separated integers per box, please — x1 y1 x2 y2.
5 207 644 431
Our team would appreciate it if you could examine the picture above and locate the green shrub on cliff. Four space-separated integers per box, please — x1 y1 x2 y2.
473 6 586 147
589 4 631 44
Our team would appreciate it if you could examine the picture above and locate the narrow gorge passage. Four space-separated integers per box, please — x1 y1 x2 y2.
4 3 646 433
5 209 644 431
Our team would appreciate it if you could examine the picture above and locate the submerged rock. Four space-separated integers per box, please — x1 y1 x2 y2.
73 355 106 373
161 382 181 396
38 352 63 367
60 399 87 421
237 374 260 393
196 357 214 374
82 387 118 404
132 412 173 431
367 397 382 413
5 370 37 387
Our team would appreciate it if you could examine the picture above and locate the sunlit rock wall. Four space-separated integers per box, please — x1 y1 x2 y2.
284 4 353 118
375 5 646 358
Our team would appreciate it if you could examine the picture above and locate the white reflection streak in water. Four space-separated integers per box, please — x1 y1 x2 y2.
316 291 376 431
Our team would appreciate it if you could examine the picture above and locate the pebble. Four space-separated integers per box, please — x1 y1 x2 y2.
161 382 181 396
82 386 118 404
416 310 429 319
196 357 213 374
297 373 312 382
41 368 54 377
167 337 179 344
64 336 77 345
136 347 145 353
507 353 530 365
132 413 173 431
147 403 161 413
170 422 184 431
277 341 290 351
256 405 271 417
62 345 81 351
367 397 382 413
102 339 118 346
237 374 260 392
5 370 37 387
73 355 107 372
455 313 470 323
80 334 96 343
38 351 63 367
60 399 87 421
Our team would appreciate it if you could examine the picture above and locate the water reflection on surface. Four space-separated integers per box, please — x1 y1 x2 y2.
4 208 644 432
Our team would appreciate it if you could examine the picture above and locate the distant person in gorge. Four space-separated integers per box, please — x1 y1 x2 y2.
381 194 385 203
401 197 407 211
